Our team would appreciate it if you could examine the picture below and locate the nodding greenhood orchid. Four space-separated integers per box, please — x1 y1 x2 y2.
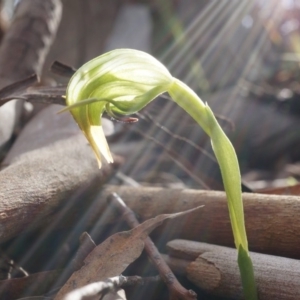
64 49 257 300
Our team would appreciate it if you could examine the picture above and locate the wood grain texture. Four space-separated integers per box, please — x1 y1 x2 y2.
166 240 300 300
0 105 120 244
100 186 300 259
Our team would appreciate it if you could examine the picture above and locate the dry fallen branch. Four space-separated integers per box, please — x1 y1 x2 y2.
0 269 62 300
0 60 75 108
0 105 121 243
165 240 300 300
101 186 300 259
0 77 66 107
0 134 120 243
108 193 197 300
0 59 75 108
1 177 299 259
0 75 38 106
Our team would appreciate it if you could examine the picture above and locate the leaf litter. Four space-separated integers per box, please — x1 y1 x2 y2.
54 205 203 300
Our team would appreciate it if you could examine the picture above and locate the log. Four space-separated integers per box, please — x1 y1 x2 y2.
2 181 296 260
0 105 120 244
0 0 62 152
100 186 300 259
165 240 300 300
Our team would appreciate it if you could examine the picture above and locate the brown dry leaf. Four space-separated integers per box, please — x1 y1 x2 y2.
54 205 203 300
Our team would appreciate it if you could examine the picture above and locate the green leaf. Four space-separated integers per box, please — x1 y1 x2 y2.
238 245 257 300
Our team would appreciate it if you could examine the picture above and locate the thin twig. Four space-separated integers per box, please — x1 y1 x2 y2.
27 85 67 95
0 75 39 106
72 232 96 271
0 74 38 99
107 193 197 300
16 93 65 105
51 61 77 78
0 75 67 107
0 94 65 106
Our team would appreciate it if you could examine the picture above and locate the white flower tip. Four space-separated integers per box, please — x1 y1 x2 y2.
90 126 114 165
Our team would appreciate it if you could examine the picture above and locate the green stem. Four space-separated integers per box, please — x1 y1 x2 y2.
168 78 257 300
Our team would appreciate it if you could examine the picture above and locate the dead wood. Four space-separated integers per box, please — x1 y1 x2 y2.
0 0 62 150
0 82 66 107
72 232 96 272
100 186 300 259
0 269 62 300
0 75 38 106
0 134 119 243
50 61 76 78
1 174 297 259
165 240 300 300
0 105 120 244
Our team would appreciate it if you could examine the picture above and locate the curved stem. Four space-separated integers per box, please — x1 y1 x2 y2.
168 78 257 300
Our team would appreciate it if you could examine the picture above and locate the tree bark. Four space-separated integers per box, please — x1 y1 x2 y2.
0 105 120 244
100 186 300 259
165 240 300 300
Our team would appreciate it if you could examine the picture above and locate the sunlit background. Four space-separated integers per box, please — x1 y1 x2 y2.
106 0 300 192
1 0 300 299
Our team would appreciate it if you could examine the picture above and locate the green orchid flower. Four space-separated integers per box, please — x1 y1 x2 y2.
64 49 172 167
64 49 257 300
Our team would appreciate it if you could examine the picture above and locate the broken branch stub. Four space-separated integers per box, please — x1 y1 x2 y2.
166 240 300 300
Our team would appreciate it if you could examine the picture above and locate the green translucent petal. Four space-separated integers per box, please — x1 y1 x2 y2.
86 102 114 166
66 50 173 167
110 85 168 115
66 49 173 106
66 98 113 167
